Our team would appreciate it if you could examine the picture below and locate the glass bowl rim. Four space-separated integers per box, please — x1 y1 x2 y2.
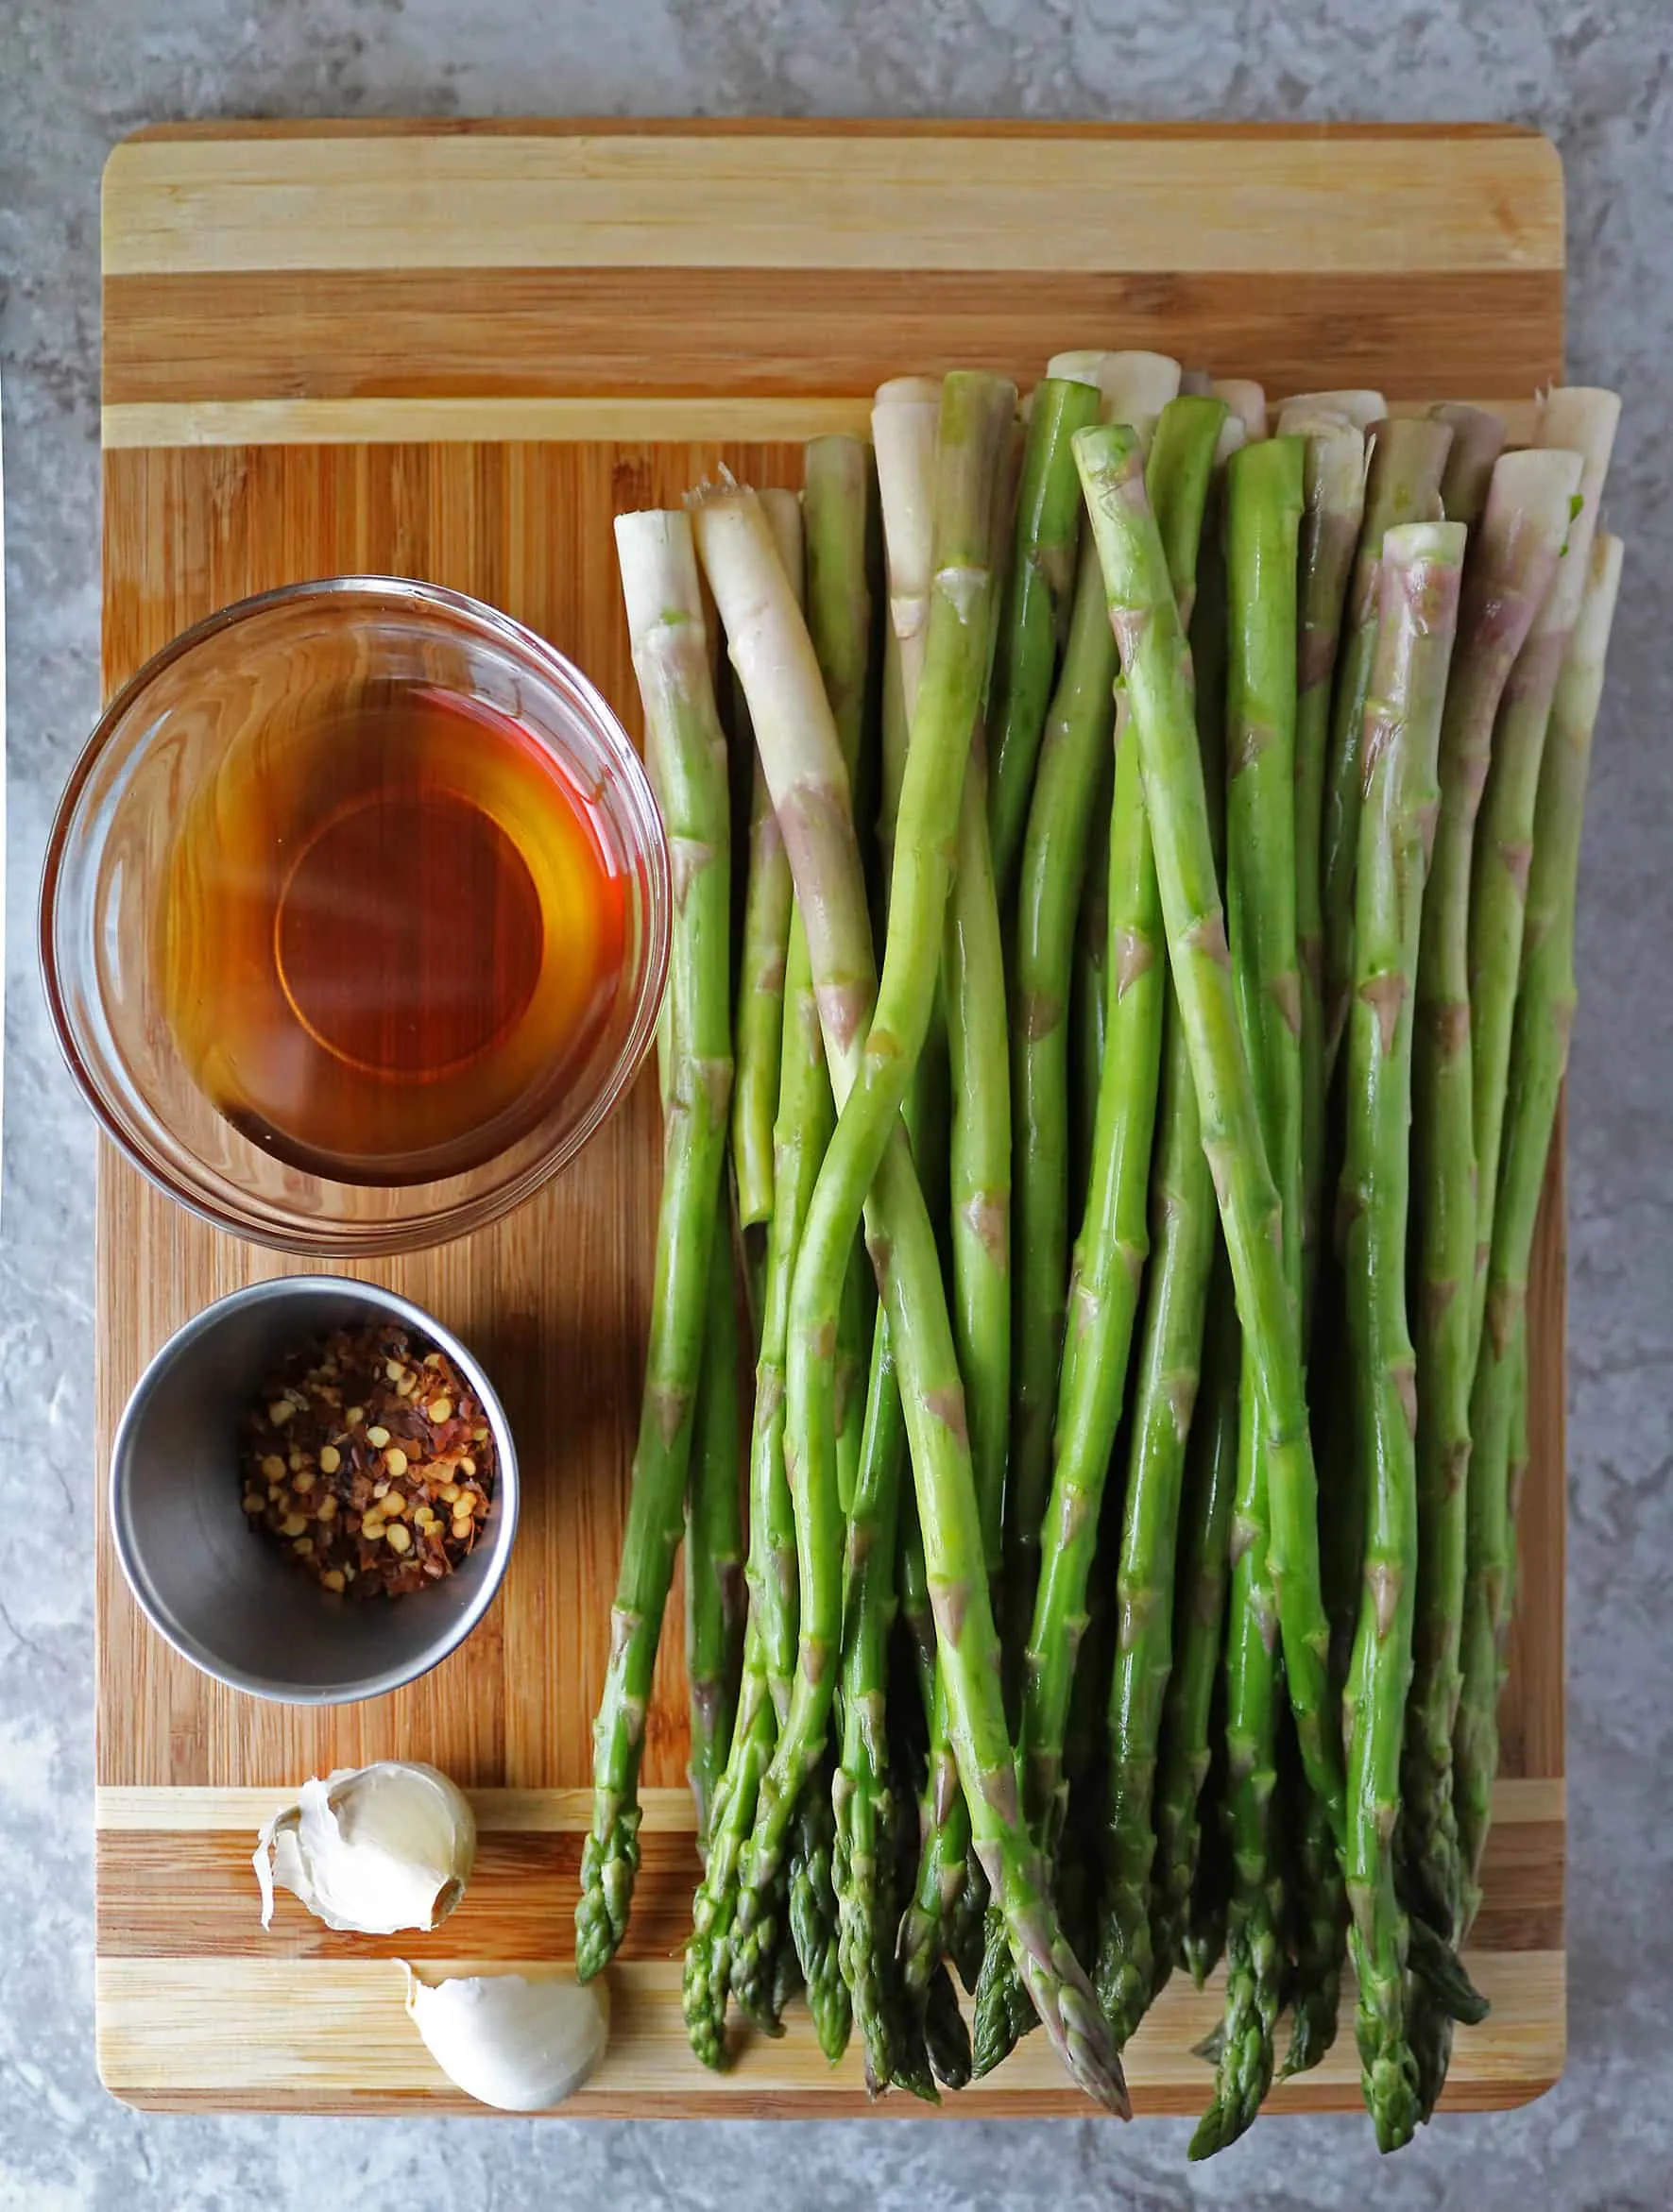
39 573 671 1254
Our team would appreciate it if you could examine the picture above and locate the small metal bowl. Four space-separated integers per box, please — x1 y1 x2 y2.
110 1277 519 1704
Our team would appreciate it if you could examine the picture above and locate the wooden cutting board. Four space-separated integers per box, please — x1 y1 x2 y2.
95 119 1567 2116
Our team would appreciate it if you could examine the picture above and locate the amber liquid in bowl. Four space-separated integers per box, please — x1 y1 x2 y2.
157 681 627 1185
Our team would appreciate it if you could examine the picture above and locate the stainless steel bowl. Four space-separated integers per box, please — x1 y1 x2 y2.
110 1277 519 1703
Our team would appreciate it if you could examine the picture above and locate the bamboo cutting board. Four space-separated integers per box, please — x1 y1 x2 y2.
96 120 1567 2116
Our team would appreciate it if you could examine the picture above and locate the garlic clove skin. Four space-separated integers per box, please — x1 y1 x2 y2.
402 1966 609 2110
254 1761 475 1935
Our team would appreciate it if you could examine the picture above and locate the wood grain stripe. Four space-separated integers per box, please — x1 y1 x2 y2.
103 395 1546 453
101 267 1563 410
94 1775 1565 1832
94 1808 1562 1964
94 1952 1563 2117
102 129 1563 278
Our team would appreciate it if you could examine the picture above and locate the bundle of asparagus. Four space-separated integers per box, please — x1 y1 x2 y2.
580 361 1623 2154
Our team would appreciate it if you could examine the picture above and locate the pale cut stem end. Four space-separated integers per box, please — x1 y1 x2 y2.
615 508 707 643
1045 349 1115 390
1478 447 1585 587
758 487 807 609
1282 387 1385 432
873 378 942 700
1212 377 1269 443
690 481 849 813
1530 386 1622 638
1099 351 1184 452
1430 403 1508 528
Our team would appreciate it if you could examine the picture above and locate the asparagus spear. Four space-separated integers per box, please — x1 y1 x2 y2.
1005 352 1183 1670
1406 450 1582 1954
1069 768 1114 1223
1340 520 1466 2152
806 434 884 1518
730 491 804 1230
686 1217 747 1849
693 473 1127 2114
1467 389 1620 1369
1431 402 1507 529
1288 414 1369 1304
1457 533 1623 1924
877 376 1016 2045
970 399 1221 2068
1055 396 1226 2041
788 1751 851 2061
1276 413 1367 2080
1319 417 1455 1081
580 511 734 1980
1073 421 1344 1839
1192 432 1306 2148
682 911 826 2053
1145 444 1240 2002
986 372 1104 904
684 1621 777 2064
834 1300 918 2091
1149 1251 1239 1984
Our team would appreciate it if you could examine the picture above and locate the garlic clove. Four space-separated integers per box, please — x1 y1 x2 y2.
254 1761 475 1935
402 1965 609 2110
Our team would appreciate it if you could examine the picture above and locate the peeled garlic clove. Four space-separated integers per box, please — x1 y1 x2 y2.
254 1761 475 1934
402 1965 609 2110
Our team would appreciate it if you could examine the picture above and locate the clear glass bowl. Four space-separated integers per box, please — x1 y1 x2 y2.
41 579 669 1254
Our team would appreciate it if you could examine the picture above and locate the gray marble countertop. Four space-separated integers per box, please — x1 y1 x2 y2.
3 3 1669 2204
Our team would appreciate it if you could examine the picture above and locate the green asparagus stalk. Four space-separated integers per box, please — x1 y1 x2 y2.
1289 414 1369 1304
971 398 1221 2070
1457 532 1623 1925
1069 771 1114 1226
1191 432 1306 2149
1319 417 1454 1080
580 511 734 1980
896 389 1020 2056
788 1751 851 2061
1004 352 1182 1672
1149 1251 1239 1983
805 436 879 769
946 744 1012 1593
1278 412 1367 2080
1467 390 1620 1369
1051 395 1226 2043
693 472 1127 2114
686 1217 747 1849
1340 519 1466 2152
986 372 1104 904
729 490 804 1230
834 1296 917 2091
684 1621 777 2064
807 439 884 1528
1431 403 1508 529
740 371 1021 1970
1073 420 1345 1839
734 763 792 1233
1406 449 1582 1956
681 911 825 2053
1145 434 1240 2003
